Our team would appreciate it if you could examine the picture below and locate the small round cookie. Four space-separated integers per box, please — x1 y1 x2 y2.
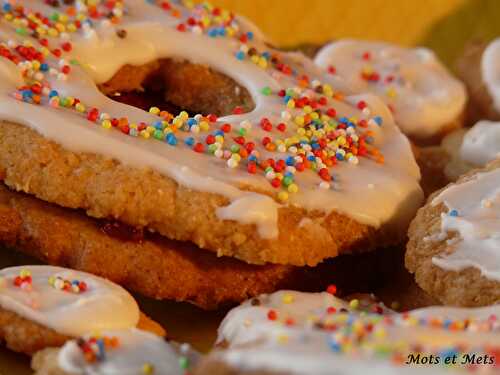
315 40 467 144
32 329 199 375
456 38 500 123
0 265 164 354
442 120 500 181
414 119 500 196
0 1 423 266
407 159 500 306
195 290 500 375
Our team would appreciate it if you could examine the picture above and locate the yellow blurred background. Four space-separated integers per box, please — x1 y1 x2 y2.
208 0 500 68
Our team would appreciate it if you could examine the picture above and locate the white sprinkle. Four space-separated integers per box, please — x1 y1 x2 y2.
319 181 330 189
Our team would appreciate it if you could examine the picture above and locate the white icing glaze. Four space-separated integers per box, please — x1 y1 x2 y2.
432 168 500 281
481 37 500 113
442 121 500 181
0 266 139 336
215 290 500 375
58 329 198 375
460 120 500 166
0 1 423 239
315 40 466 139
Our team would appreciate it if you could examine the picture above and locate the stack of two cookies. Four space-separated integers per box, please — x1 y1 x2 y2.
0 1 424 313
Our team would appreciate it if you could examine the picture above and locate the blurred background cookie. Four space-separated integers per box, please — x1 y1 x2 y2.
406 159 500 306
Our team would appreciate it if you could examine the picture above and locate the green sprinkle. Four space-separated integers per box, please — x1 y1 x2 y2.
261 86 272 96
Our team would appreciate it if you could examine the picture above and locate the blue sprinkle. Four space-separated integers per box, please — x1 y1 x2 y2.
374 116 383 126
97 339 106 361
185 137 195 147
166 133 177 146
311 142 320 150
339 116 349 124
2 3 11 12
214 130 224 136
307 155 315 161
235 51 245 60
187 118 197 126
284 95 292 104
208 28 218 37
449 209 458 217
153 121 163 130
262 51 270 59
248 155 257 162
246 31 254 40
40 63 49 72
336 153 344 161
285 156 295 166
329 341 341 353
49 90 59 98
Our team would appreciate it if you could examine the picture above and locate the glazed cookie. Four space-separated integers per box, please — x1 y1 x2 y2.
195 290 500 375
0 184 403 310
414 119 500 196
0 265 164 354
32 329 199 375
315 40 466 144
407 159 500 306
456 38 500 123
442 120 500 181
0 1 423 266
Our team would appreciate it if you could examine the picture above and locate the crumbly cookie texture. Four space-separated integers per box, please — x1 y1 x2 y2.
0 184 400 309
406 159 500 306
456 40 500 123
0 121 401 266
0 308 163 355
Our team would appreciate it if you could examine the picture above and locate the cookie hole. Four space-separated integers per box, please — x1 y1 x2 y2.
99 59 255 116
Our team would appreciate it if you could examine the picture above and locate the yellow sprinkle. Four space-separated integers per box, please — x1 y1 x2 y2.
386 87 397 98
149 107 160 115
349 299 359 309
20 269 31 278
277 191 289 202
303 105 312 114
142 363 154 375
140 130 150 139
294 116 305 126
199 121 209 132
286 99 295 109
258 57 268 69
374 327 387 339
282 293 294 304
288 184 299 193
277 334 289 344
101 120 112 129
